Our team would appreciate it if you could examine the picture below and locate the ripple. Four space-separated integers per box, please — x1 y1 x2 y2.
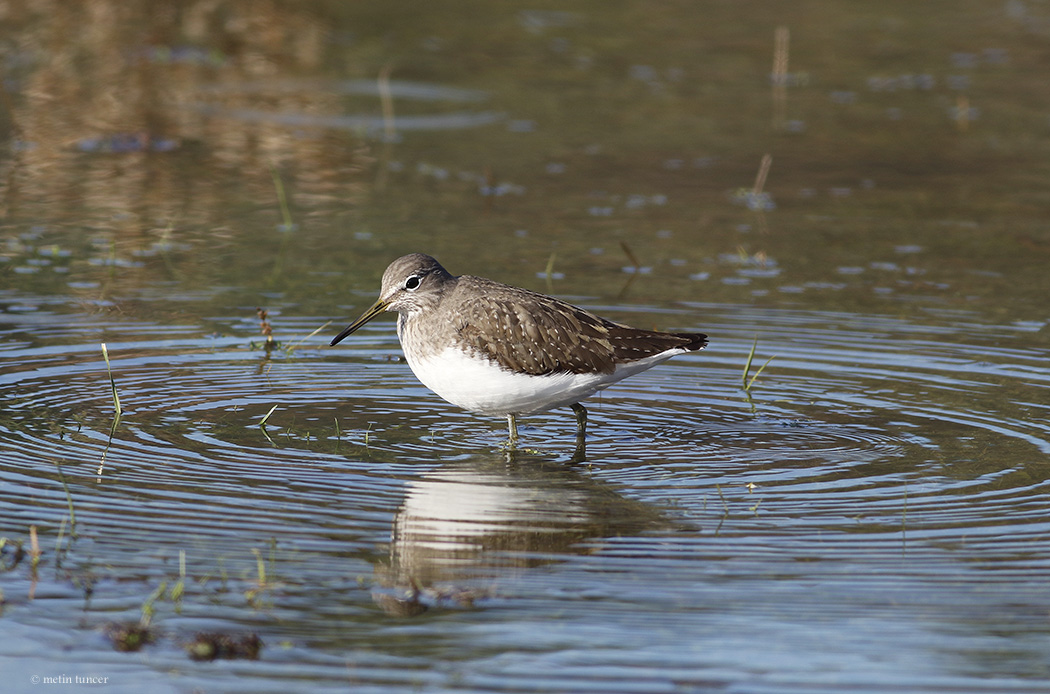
2 306 1050 692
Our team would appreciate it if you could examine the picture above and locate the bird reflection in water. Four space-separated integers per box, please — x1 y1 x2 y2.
371 451 667 616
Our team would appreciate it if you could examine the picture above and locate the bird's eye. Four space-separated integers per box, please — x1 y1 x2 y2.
405 275 421 291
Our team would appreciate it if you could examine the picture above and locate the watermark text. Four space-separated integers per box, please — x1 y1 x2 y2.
30 675 110 685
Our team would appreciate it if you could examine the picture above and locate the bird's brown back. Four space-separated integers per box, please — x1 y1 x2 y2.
448 276 707 376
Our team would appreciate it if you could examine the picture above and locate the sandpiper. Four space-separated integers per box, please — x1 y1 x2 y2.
330 254 707 444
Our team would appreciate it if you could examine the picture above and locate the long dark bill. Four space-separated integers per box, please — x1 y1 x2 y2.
330 298 389 346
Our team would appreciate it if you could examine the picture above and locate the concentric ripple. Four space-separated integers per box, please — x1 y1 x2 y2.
1 306 1049 692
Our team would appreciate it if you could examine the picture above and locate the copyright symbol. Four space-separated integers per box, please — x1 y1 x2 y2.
31 675 40 684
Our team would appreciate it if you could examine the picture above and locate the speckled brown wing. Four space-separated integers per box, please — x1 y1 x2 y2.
451 276 707 376
604 321 708 366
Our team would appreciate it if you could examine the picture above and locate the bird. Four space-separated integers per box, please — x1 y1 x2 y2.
330 253 707 446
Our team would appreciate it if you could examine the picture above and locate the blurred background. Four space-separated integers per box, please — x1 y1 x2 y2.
2 2 1050 693
3 0 1047 316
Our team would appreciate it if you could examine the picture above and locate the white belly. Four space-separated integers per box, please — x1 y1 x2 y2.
403 346 683 417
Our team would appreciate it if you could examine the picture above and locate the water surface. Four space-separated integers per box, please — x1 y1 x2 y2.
2 2 1049 693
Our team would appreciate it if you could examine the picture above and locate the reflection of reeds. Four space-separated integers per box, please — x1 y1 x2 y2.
257 307 274 346
54 517 68 566
170 549 186 613
901 483 908 553
619 240 641 270
270 165 296 232
98 343 123 479
752 153 772 198
259 404 278 428
28 525 40 572
378 64 396 141
772 26 789 128
54 461 78 538
731 154 774 224
617 241 643 298
258 404 278 447
268 168 297 284
954 94 971 132
374 65 397 190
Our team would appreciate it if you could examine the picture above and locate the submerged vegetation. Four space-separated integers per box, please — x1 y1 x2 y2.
250 307 331 356
1 1 1048 690
187 632 263 661
91 542 273 657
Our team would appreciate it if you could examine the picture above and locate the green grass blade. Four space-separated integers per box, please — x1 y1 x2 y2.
746 355 776 391
742 336 758 390
259 404 279 428
101 343 122 418
285 320 333 352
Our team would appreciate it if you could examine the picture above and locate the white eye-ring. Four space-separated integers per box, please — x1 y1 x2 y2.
405 275 422 291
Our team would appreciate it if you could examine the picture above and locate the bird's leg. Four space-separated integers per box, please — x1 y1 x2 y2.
571 403 588 438
570 403 588 463
506 414 518 444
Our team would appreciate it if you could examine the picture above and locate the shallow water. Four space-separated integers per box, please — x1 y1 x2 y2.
2 2 1050 693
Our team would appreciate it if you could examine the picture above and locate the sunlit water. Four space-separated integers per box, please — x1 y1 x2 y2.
4 1 1050 692
2 299 1048 693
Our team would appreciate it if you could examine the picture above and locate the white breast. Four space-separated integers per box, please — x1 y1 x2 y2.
403 345 685 417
